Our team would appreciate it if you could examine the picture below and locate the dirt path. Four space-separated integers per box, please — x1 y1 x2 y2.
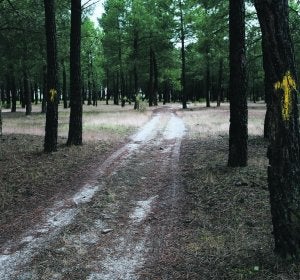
0 107 187 280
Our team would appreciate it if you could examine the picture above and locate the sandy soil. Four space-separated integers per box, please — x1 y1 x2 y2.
0 106 187 279
1 103 300 279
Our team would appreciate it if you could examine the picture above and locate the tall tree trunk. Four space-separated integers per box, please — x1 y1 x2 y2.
133 30 139 93
24 71 31 115
205 48 211 108
87 54 92 105
11 74 17 112
179 0 187 109
0 100 2 137
5 74 11 109
228 0 248 167
217 58 223 107
67 0 82 146
41 65 47 113
148 47 154 107
254 0 300 260
153 49 158 106
62 60 68 108
44 0 59 152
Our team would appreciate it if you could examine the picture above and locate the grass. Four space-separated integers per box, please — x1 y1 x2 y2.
0 102 152 244
2 101 152 142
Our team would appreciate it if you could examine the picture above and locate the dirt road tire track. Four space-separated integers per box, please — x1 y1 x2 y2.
0 107 187 279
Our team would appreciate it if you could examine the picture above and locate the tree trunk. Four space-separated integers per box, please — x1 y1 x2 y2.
62 60 68 109
11 74 17 112
67 0 82 146
153 48 158 106
24 71 31 116
41 65 47 114
148 47 154 107
44 0 59 152
5 74 11 109
228 0 248 167
217 58 223 107
179 0 187 109
254 0 300 260
205 48 211 108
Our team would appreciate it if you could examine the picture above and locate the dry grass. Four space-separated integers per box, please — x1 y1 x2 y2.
2 101 152 141
0 102 151 244
178 102 300 279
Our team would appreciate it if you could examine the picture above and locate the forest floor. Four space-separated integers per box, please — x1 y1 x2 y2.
1 102 300 279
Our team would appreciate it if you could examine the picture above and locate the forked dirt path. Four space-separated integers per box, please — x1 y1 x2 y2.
0 107 187 280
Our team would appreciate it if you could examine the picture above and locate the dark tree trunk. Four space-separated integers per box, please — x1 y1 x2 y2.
67 0 82 146
148 47 154 107
62 60 68 108
11 74 17 112
179 0 187 109
34 82 38 105
205 48 211 108
254 0 300 260
133 30 139 95
106 69 110 105
30 82 35 105
217 58 223 107
228 0 248 167
24 71 31 115
5 74 11 109
153 49 158 106
0 83 4 104
41 65 47 114
44 0 59 152
87 56 92 105
114 73 119 105
0 102 2 136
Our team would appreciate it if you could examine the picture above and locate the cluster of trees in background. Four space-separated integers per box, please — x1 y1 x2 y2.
2 0 300 264
2 0 300 112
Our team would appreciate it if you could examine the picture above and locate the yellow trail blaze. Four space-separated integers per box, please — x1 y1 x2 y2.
49 89 57 102
274 71 297 121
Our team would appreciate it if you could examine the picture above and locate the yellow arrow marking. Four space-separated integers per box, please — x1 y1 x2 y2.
274 71 296 121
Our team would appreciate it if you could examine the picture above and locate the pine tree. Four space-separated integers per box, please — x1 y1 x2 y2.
254 0 300 260
228 0 248 167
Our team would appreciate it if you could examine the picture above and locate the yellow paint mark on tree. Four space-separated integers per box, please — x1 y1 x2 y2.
274 71 297 121
49 89 57 102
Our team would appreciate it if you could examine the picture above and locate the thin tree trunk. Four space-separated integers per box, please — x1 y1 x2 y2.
228 0 248 167
205 48 211 108
217 58 223 107
44 0 59 152
148 47 154 107
24 71 31 115
41 65 47 113
179 0 187 109
62 60 68 108
255 0 300 260
67 0 82 146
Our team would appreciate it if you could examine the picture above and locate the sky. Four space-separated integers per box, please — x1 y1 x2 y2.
89 1 105 26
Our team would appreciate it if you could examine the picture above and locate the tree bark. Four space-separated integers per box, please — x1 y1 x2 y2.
67 0 82 146
62 60 68 109
217 58 223 107
254 0 300 260
44 0 59 152
23 70 31 116
179 0 187 109
205 48 211 108
148 46 154 107
228 0 248 167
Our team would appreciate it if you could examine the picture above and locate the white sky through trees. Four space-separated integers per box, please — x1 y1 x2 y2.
87 0 105 26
